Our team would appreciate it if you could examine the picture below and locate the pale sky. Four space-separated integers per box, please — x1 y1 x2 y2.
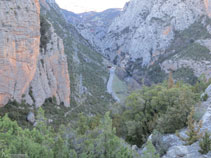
55 0 129 13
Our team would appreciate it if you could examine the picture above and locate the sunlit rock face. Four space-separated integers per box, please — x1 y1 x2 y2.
0 0 40 106
204 0 211 17
0 0 70 107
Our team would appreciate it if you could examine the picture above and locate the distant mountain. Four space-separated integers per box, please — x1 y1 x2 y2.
62 8 122 53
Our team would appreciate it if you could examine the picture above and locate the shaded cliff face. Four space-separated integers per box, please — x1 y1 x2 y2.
102 0 211 85
0 0 40 106
0 0 70 107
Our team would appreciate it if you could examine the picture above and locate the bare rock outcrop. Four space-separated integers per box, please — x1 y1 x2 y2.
0 0 70 107
0 0 40 106
27 25 70 107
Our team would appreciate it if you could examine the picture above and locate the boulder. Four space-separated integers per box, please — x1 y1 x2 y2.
27 112 35 124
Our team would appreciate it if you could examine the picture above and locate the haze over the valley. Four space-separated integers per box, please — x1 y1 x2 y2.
55 0 129 13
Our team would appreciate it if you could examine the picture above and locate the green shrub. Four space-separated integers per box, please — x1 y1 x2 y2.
176 107 203 145
199 132 211 154
202 93 208 102
40 15 51 51
142 141 160 158
0 110 135 158
119 82 197 146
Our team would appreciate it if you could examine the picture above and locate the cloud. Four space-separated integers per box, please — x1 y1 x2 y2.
55 0 129 13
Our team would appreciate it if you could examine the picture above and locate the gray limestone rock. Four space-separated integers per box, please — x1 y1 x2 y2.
27 112 35 124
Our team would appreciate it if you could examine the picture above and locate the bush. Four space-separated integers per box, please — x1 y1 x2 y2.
199 132 211 154
142 141 160 158
117 82 197 147
202 93 208 102
40 15 51 51
176 107 203 145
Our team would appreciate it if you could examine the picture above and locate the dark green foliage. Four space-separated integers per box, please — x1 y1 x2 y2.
0 110 136 158
0 100 32 128
126 59 167 86
69 112 135 158
40 15 51 51
178 43 211 61
156 86 196 133
113 82 198 147
192 75 211 94
173 67 198 85
145 64 167 84
202 93 209 101
199 132 211 154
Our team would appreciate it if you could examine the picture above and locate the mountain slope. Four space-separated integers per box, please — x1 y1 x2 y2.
62 8 121 53
40 0 114 114
102 0 211 85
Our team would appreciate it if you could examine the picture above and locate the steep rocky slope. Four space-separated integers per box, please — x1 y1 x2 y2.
102 0 211 85
0 0 70 107
40 0 113 114
62 8 121 52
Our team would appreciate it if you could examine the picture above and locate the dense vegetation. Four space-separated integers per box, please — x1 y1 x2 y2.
0 109 137 158
112 76 211 148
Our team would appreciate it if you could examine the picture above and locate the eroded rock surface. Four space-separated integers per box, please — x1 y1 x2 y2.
27 25 70 107
0 0 40 106
0 0 70 107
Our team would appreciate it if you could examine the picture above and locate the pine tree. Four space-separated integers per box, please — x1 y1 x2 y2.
199 131 211 154
176 107 203 145
142 141 160 158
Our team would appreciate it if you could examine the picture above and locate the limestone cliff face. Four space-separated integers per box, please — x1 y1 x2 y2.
27 25 70 107
0 0 40 106
104 0 207 64
102 0 211 83
0 0 70 107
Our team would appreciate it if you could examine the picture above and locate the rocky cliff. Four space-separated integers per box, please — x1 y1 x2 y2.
0 0 70 107
62 8 121 53
27 23 70 107
102 0 211 85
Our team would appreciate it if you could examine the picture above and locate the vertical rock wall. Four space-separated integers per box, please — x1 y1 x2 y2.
0 0 40 106
27 25 70 107
0 0 70 107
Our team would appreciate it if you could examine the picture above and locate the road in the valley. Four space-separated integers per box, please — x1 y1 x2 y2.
107 66 120 102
